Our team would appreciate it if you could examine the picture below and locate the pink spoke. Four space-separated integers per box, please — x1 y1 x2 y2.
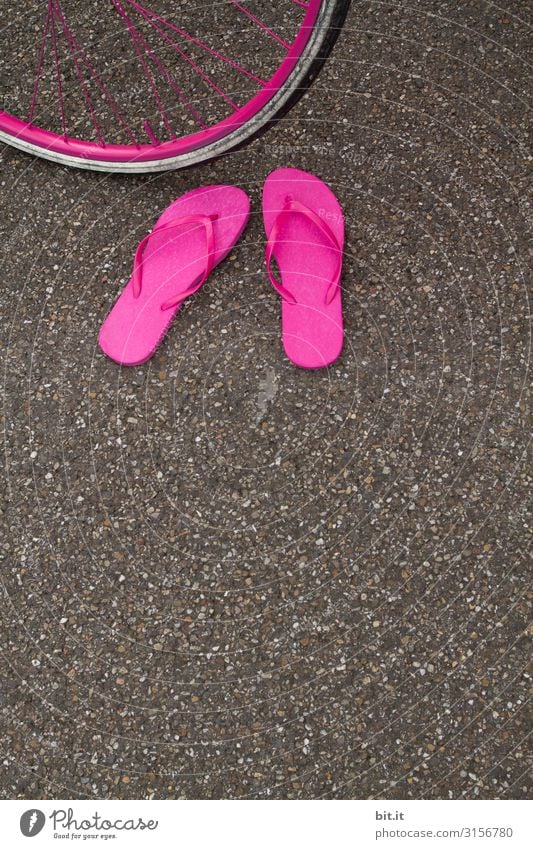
51 0 104 144
290 0 309 8
49 3 67 136
125 0 240 112
228 1 291 50
143 120 160 144
52 0 138 146
28 1 53 123
111 0 207 133
126 0 267 87
111 0 175 139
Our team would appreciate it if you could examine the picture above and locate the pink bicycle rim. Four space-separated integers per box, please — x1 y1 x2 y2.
0 1 323 165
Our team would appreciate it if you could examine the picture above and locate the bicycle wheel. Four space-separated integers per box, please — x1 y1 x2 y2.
0 1 350 173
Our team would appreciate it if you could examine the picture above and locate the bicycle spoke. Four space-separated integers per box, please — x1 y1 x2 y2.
125 1 240 112
28 1 53 123
126 0 267 87
111 0 176 139
49 2 67 137
52 0 105 144
116 0 208 135
228 1 291 51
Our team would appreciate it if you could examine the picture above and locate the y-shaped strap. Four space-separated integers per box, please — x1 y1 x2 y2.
132 213 218 311
265 198 342 306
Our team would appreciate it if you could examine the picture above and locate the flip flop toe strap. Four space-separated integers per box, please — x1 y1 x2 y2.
265 198 342 306
131 213 218 310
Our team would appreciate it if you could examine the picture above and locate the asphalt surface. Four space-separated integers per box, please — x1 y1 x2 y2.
0 1 531 800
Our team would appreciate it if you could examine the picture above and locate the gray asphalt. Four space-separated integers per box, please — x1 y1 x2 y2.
0 0 531 800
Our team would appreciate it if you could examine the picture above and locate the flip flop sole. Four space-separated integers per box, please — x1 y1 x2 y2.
99 185 250 365
263 167 344 369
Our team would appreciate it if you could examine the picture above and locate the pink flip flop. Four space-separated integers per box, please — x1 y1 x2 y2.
99 185 250 365
262 167 345 369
